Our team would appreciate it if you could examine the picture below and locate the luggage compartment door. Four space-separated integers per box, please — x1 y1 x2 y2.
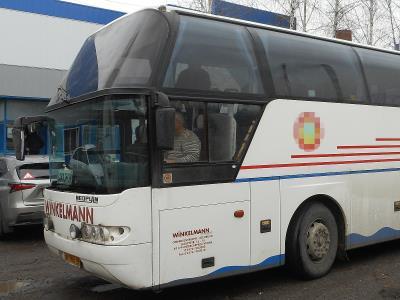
159 201 250 285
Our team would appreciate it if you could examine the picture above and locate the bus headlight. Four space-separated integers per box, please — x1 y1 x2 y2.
80 223 130 244
69 224 81 239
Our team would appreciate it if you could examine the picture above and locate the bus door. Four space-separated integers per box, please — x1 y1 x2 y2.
153 101 262 285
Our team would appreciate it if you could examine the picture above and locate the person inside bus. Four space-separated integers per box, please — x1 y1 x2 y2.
175 64 211 90
164 112 201 163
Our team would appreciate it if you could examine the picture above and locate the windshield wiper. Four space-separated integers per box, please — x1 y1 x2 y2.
57 86 71 104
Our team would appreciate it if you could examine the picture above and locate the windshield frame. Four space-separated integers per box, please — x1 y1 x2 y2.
46 88 153 113
47 92 152 194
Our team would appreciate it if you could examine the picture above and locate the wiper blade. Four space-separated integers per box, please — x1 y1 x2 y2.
57 87 71 104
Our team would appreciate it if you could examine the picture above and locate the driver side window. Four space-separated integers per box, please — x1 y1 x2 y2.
161 100 262 186
164 100 261 165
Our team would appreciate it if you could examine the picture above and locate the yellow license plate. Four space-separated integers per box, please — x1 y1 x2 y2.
63 252 81 268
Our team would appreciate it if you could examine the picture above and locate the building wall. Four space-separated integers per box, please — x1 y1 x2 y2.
0 8 102 70
0 1 125 155
0 64 65 99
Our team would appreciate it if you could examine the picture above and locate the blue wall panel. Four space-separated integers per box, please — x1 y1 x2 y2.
0 0 124 25
211 0 291 28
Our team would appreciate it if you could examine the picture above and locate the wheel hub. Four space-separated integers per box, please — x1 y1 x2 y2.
306 221 330 261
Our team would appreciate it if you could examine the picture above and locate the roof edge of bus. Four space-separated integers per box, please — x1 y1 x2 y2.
91 7 162 36
164 4 400 57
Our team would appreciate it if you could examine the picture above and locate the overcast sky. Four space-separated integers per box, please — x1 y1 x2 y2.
61 0 175 13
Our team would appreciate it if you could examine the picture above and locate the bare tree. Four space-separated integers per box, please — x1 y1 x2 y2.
298 0 320 32
320 0 358 37
177 0 399 49
345 0 389 45
177 0 213 12
271 0 301 29
254 0 323 32
381 0 400 49
248 0 299 29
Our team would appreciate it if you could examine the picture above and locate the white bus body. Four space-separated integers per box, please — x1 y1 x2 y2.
24 7 400 290
43 98 400 288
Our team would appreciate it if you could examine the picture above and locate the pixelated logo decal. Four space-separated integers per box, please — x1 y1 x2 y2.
293 112 324 152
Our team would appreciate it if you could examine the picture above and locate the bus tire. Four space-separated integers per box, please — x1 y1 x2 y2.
286 202 338 279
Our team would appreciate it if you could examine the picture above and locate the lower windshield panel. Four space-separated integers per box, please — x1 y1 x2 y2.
48 95 149 194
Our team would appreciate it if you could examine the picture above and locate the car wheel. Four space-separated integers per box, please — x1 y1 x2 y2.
286 202 338 279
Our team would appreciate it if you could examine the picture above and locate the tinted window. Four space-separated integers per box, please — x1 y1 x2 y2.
257 30 367 103
18 163 49 180
74 149 88 164
87 148 103 164
48 96 150 194
51 10 169 104
208 103 261 162
64 128 79 154
163 16 264 95
357 48 400 105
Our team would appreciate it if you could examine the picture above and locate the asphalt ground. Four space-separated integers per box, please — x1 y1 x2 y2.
2 225 400 299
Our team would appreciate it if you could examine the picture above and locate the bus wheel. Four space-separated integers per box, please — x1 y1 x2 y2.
287 202 338 279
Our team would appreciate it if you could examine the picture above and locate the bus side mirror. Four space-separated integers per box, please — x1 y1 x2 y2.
12 127 25 161
155 107 175 150
12 115 51 161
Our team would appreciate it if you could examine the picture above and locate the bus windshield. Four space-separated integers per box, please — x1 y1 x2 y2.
49 9 169 105
48 96 149 194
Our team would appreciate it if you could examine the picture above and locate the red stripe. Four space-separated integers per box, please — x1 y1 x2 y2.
376 138 400 141
337 145 400 149
291 151 400 159
241 158 400 170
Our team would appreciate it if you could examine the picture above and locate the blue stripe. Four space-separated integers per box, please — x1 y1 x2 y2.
0 0 125 25
0 95 49 102
211 254 284 276
236 167 400 183
348 227 400 248
162 254 284 288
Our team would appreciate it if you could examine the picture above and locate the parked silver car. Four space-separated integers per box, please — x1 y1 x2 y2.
0 155 50 236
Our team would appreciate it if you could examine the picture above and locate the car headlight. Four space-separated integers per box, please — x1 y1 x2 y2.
80 223 130 245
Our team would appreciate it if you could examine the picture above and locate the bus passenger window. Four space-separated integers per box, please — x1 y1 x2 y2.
164 102 205 163
164 101 261 164
163 16 263 95
208 103 261 162
234 105 261 161
356 48 400 106
257 29 367 103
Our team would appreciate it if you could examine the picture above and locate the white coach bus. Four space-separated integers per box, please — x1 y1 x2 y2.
13 6 400 290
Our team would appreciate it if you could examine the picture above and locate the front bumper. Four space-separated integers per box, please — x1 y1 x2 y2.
44 230 153 289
